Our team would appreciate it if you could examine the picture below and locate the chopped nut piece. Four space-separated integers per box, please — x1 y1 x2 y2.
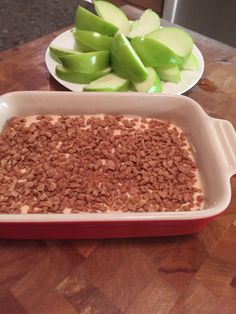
106 160 115 170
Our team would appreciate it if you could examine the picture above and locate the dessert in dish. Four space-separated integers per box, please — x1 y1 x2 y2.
0 114 204 214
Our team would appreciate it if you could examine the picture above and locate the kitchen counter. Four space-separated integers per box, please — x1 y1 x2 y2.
0 18 236 314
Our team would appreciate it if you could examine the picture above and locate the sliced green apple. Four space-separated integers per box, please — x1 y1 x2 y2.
94 0 130 35
49 45 81 63
55 65 111 84
181 52 199 70
111 33 148 82
128 9 160 38
83 73 129 92
73 30 113 52
133 67 162 93
147 27 193 59
156 65 180 83
109 54 128 79
131 37 180 67
59 51 110 73
75 6 118 36
130 20 139 32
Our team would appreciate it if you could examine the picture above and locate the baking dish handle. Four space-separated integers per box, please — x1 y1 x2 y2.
211 118 236 177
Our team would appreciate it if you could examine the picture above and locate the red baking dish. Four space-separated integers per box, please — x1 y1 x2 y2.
0 91 236 239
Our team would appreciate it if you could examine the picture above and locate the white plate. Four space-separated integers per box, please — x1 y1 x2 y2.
45 29 204 95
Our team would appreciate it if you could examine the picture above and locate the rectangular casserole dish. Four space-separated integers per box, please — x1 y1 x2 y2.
0 91 236 239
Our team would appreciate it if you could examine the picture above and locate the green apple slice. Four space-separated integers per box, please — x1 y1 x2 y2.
55 65 111 84
180 52 199 70
130 20 139 32
109 54 128 79
94 0 130 35
73 30 113 52
147 27 193 58
111 33 148 82
83 73 129 92
75 6 118 36
133 67 162 93
59 51 110 73
49 45 81 63
128 9 160 38
156 65 181 83
131 37 180 67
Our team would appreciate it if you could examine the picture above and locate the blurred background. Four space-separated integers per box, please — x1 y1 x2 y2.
162 0 236 47
1 0 235 52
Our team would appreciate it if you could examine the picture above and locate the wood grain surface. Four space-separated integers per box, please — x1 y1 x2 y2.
0 22 236 313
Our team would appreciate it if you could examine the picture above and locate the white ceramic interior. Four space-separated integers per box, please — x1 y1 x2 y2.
0 91 236 222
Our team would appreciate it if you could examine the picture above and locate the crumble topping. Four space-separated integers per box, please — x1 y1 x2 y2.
0 114 204 214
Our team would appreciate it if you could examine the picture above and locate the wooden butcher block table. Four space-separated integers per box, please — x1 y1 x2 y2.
0 15 236 314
